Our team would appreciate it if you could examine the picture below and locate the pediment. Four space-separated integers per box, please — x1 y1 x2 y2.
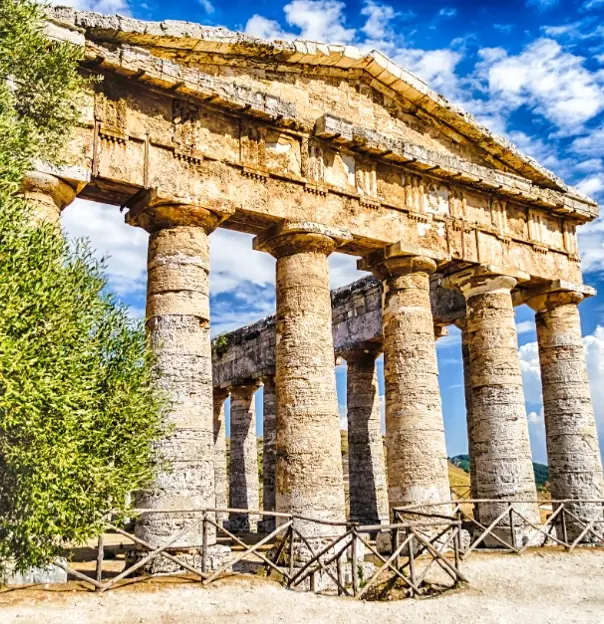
50 7 591 200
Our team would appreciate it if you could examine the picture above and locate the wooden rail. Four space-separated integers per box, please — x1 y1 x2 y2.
394 499 604 558
60 507 465 600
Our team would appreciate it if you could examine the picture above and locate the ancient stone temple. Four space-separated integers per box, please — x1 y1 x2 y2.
35 7 603 553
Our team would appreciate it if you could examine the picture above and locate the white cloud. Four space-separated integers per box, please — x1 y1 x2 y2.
393 48 462 97
583 0 604 9
61 199 148 298
209 229 275 295
285 0 355 42
360 0 399 41
575 158 604 174
199 0 215 14
519 340 543 405
245 15 291 40
329 253 369 289
438 7 457 17
576 173 604 197
528 408 544 424
246 0 355 43
516 320 536 336
571 127 604 158
49 0 130 14
526 0 559 10
585 326 604 428
579 216 604 274
475 39 604 134
519 327 604 461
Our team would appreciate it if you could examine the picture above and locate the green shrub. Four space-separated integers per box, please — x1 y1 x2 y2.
0 0 166 575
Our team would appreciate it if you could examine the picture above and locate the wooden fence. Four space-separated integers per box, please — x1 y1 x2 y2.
59 507 467 599
394 499 604 558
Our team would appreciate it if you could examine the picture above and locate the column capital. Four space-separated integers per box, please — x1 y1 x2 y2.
434 323 449 340
358 242 445 279
453 317 467 331
253 220 351 259
443 265 530 299
124 188 234 233
229 381 261 399
526 290 584 313
21 171 77 223
341 344 382 363
213 387 230 403
520 281 595 312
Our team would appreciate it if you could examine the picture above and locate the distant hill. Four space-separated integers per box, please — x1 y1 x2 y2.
450 454 550 489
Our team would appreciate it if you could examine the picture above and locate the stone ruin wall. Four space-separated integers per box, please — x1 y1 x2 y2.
212 275 465 388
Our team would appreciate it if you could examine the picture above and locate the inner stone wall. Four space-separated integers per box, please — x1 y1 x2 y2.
212 275 465 388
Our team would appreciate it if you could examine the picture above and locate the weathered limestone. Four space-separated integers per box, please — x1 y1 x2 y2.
21 171 76 226
254 222 348 536
262 376 277 533
23 9 603 564
361 252 450 512
213 389 229 526
447 269 539 526
527 289 604 539
456 318 478 502
126 199 226 552
212 276 465 389
343 347 389 526
228 382 260 533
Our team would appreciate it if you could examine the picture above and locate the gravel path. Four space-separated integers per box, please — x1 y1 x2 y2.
2 550 604 623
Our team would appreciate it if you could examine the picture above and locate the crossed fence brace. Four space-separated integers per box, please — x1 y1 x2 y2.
57 507 466 599
394 499 604 559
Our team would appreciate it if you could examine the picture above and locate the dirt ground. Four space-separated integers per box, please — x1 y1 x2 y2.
2 550 604 623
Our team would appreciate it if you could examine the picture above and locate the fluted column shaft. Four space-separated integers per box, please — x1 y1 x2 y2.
371 255 450 513
255 223 347 536
456 319 478 502
528 291 603 539
229 383 260 532
127 203 222 548
455 273 539 526
213 390 229 527
262 376 277 533
344 348 388 525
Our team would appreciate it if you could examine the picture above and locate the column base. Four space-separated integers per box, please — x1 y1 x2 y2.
1 558 68 585
227 515 258 534
259 517 276 533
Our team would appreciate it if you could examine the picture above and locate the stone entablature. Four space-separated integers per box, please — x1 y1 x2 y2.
50 8 595 291
211 275 465 388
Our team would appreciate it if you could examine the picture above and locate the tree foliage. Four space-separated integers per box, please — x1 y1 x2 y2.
0 0 166 574
0 0 83 191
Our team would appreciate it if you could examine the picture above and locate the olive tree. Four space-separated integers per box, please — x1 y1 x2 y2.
0 0 166 574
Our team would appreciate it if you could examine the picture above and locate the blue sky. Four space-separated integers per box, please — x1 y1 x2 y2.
60 0 604 465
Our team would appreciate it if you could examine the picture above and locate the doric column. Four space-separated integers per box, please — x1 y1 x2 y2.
254 222 349 536
527 289 604 539
343 347 388 526
455 318 478 502
360 252 450 513
446 269 539 526
21 171 76 226
262 375 277 533
228 382 260 533
213 389 229 527
126 197 230 552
